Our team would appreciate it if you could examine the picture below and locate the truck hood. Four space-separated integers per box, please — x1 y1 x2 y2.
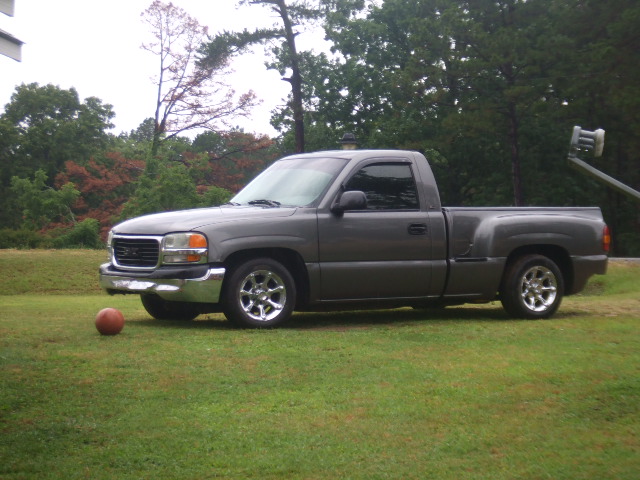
112 205 298 235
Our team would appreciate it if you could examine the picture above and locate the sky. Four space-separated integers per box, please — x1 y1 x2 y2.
0 0 326 137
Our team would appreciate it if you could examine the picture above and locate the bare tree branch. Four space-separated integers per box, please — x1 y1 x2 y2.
141 1 260 155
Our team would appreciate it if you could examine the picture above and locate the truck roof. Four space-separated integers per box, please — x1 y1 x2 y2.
282 149 420 161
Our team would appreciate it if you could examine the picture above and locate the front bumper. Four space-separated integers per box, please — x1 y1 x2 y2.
99 263 225 303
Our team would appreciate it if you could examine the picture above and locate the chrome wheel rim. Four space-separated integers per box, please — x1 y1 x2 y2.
520 266 558 313
238 269 286 322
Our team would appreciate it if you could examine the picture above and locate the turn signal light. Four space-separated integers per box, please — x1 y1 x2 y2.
188 234 207 261
602 225 611 252
189 234 207 248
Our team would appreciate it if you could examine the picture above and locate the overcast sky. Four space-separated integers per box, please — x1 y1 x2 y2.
0 0 325 137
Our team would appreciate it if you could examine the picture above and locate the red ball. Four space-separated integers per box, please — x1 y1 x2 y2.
95 308 125 335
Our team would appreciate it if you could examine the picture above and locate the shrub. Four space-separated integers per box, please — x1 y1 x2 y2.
0 228 50 249
51 218 102 249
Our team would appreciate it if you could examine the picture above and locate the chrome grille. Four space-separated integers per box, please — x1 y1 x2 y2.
113 237 160 268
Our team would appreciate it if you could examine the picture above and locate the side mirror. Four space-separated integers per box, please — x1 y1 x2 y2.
331 190 367 215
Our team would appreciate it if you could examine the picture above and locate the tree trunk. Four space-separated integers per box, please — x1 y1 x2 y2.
508 102 524 206
276 0 305 153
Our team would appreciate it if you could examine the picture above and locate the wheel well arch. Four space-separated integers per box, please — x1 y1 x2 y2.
221 248 310 307
502 245 574 293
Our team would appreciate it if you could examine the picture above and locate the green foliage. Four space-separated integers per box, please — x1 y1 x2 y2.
0 84 269 232
126 117 155 143
120 153 234 219
10 169 80 229
51 218 103 249
615 232 640 258
280 0 640 253
2 1 639 254
0 228 50 249
120 161 200 219
199 28 283 68
0 83 114 181
0 83 115 229
198 185 233 207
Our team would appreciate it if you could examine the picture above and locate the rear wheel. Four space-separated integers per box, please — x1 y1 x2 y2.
222 257 296 328
500 255 564 319
141 294 200 321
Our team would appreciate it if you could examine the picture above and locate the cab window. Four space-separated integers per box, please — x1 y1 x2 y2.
344 163 419 210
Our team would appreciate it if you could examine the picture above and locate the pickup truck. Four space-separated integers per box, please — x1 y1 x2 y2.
99 149 609 328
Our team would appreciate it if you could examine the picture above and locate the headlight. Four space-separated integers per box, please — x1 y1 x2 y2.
162 233 208 264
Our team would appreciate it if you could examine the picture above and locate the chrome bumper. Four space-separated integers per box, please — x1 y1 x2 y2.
99 263 225 303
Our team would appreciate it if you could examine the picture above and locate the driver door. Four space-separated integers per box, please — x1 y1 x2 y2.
317 161 432 300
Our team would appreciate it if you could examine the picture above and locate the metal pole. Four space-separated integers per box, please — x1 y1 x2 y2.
568 155 640 202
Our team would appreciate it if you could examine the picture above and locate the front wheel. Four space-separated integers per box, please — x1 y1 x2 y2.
500 255 564 319
222 257 296 328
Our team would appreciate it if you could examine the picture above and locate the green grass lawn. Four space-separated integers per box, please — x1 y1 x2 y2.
1 250 639 479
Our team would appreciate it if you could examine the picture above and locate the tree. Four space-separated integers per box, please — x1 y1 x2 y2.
191 130 277 191
445 0 569 206
120 158 235 219
0 83 115 228
141 1 258 155
307 0 638 252
10 170 79 230
550 0 640 254
120 162 200 218
127 118 156 143
0 83 114 180
251 0 310 153
201 0 325 153
315 0 573 205
55 153 145 238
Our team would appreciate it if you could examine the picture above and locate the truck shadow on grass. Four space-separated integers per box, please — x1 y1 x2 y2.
131 304 563 331
292 306 511 330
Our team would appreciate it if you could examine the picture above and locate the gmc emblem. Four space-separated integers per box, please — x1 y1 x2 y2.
121 246 141 258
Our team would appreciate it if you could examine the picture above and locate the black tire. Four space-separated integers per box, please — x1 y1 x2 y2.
500 254 564 319
141 294 200 321
222 257 296 328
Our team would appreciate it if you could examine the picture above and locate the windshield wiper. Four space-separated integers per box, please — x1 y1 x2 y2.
221 201 241 206
248 199 281 207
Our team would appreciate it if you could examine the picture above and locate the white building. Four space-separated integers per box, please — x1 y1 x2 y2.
0 0 23 62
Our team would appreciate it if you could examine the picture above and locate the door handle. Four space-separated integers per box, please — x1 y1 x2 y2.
408 223 427 235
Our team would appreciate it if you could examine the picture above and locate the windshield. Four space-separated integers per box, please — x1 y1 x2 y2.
231 156 348 207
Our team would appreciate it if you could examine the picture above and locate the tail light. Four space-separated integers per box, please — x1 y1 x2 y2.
602 225 611 253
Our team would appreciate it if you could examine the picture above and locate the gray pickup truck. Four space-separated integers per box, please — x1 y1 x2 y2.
99 149 609 327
